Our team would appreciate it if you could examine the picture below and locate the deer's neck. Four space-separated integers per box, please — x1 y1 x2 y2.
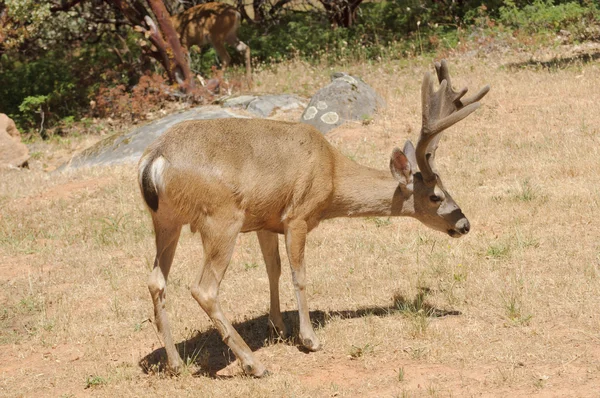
322 155 413 219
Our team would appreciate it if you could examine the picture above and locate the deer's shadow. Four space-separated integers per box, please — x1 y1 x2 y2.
138 292 460 377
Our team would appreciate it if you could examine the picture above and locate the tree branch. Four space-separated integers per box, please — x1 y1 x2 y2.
145 0 194 91
269 0 293 16
50 0 86 12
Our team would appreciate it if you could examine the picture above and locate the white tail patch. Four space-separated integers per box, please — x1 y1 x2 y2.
235 41 248 52
150 156 167 195
139 154 167 196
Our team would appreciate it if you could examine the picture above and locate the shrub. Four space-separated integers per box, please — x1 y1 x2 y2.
499 0 600 38
0 30 147 134
0 52 82 131
92 73 169 120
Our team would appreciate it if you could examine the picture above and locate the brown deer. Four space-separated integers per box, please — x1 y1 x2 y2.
170 2 251 82
138 60 489 377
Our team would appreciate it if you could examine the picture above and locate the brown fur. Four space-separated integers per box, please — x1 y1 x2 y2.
170 3 251 81
137 62 489 377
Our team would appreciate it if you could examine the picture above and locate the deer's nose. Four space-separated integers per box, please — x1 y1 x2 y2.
456 218 470 235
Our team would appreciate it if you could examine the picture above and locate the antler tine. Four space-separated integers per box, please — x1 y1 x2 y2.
434 60 452 87
416 60 489 184
438 59 491 107
416 71 438 182
420 71 435 134
436 59 470 108
461 85 491 107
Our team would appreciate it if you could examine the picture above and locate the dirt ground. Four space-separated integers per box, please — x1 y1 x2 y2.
1 47 600 397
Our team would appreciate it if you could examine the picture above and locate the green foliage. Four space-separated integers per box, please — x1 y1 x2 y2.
397 366 405 382
3 0 119 51
1 0 599 135
349 342 375 359
85 375 107 389
499 0 600 37
241 8 423 68
0 29 146 133
18 95 49 127
242 11 347 64
241 0 600 68
486 242 511 259
0 53 79 131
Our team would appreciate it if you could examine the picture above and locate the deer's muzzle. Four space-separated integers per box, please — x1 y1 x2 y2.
448 218 470 238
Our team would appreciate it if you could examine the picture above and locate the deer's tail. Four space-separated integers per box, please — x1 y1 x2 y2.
138 151 168 213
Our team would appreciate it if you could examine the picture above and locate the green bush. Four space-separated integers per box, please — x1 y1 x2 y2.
241 11 350 64
499 0 600 38
0 30 145 134
0 53 80 131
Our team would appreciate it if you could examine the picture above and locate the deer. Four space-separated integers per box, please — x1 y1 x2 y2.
170 2 251 83
138 60 489 377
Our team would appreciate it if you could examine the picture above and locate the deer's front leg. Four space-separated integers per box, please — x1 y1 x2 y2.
284 220 321 351
256 230 288 339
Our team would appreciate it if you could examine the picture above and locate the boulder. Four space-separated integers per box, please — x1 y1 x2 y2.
300 73 385 134
223 94 307 117
0 114 29 168
58 106 245 171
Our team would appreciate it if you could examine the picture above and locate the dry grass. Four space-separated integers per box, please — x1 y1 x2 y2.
2 49 600 397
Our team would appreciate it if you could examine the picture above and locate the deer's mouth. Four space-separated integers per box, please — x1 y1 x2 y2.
447 229 466 238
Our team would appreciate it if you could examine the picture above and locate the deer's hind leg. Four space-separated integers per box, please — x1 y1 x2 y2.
191 211 268 377
148 212 183 373
256 230 287 339
225 34 251 82
211 35 232 70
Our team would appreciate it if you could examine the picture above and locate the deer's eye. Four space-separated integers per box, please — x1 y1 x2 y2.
430 195 443 203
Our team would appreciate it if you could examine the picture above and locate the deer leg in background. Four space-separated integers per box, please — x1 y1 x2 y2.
256 230 287 339
225 34 252 83
211 35 232 70
148 215 183 373
284 220 321 351
190 212 268 377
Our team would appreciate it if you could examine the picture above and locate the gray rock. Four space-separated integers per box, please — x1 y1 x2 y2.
59 106 245 171
300 73 385 134
222 95 257 108
223 94 307 117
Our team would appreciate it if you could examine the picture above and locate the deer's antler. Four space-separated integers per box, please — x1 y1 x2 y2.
416 60 490 184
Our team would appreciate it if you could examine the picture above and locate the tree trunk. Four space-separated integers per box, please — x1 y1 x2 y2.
319 0 363 28
105 0 194 92
252 0 267 22
145 0 194 91
105 0 146 27
235 0 254 23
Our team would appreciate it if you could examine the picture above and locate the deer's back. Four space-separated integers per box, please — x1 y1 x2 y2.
171 3 240 48
145 119 336 232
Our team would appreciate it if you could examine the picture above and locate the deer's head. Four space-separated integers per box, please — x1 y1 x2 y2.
390 60 489 238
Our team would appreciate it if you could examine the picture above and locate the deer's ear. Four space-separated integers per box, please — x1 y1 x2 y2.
402 140 418 171
390 147 413 185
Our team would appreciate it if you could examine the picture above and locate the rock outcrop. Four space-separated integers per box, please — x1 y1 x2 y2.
300 73 385 134
0 114 29 168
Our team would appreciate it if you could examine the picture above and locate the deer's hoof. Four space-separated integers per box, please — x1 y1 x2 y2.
243 363 269 378
166 362 182 376
269 323 289 340
301 337 322 352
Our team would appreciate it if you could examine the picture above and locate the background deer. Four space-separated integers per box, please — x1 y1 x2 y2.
138 60 489 377
170 2 251 83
